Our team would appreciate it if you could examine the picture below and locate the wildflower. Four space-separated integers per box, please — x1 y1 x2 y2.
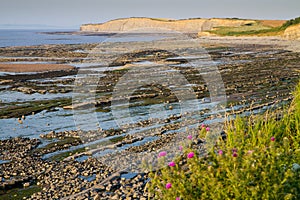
218 150 223 155
158 151 167 157
187 135 192 140
233 152 238 157
206 127 210 131
247 150 254 154
168 161 175 167
176 197 180 200
201 124 206 129
187 152 194 159
166 182 172 189
271 136 275 141
179 146 183 151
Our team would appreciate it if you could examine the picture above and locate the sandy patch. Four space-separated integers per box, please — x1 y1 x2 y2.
0 64 75 73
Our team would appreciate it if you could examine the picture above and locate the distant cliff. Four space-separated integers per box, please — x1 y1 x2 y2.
284 24 300 40
80 17 257 33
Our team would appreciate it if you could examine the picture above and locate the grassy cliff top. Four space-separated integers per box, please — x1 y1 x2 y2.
209 17 300 36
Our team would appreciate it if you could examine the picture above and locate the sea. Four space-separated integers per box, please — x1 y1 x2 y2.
0 29 165 47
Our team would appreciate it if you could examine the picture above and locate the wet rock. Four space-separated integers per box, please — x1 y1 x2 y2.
37 90 47 94
220 130 227 141
23 182 30 187
193 138 204 145
13 87 36 94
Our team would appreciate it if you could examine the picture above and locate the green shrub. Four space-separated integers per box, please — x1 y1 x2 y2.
281 17 300 30
147 82 300 199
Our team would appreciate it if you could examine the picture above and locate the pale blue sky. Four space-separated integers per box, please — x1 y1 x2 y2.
1 0 299 29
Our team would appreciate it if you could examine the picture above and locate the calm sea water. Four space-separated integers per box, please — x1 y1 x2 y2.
0 29 107 47
0 29 166 47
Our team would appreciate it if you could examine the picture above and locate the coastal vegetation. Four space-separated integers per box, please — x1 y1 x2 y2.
148 81 300 199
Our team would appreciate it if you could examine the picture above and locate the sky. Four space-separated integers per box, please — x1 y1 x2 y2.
1 0 299 29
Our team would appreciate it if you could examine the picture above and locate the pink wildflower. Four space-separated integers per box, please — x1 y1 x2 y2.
168 161 175 167
187 152 194 159
218 150 223 155
158 151 167 157
166 182 172 189
247 150 254 154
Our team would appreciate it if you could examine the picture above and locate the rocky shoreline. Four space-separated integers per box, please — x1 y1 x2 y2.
0 123 208 200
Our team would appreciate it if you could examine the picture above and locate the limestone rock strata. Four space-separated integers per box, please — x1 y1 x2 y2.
284 24 300 40
80 17 256 33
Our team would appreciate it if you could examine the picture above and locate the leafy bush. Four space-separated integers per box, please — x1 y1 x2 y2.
147 83 300 199
281 17 300 29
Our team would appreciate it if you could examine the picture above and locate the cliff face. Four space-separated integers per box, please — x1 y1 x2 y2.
80 18 256 33
284 24 300 40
